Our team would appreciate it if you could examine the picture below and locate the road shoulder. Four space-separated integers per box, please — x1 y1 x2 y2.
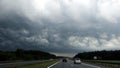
47 61 61 68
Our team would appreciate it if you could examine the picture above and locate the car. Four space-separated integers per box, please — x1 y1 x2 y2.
62 58 67 62
74 58 81 64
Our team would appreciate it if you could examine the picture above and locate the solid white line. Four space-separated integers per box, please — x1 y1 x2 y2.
47 61 60 68
82 63 101 68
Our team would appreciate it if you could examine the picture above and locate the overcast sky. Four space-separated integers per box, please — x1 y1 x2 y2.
0 0 120 57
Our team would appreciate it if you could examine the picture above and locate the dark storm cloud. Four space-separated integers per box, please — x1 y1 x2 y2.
0 0 120 54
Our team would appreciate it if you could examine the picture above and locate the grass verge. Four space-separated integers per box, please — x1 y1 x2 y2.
2 60 59 68
83 60 120 68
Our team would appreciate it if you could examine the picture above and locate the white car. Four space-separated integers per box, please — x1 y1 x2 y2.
74 58 81 64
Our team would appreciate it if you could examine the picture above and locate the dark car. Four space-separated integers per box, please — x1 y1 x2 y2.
62 58 67 62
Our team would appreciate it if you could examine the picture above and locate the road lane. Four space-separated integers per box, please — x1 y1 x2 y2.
50 60 101 68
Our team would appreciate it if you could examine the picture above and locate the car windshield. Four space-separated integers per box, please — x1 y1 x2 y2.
0 1 120 68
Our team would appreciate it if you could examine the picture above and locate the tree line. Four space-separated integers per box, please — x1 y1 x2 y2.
0 49 56 61
74 50 120 60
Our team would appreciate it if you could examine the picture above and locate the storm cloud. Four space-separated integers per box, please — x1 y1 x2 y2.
0 0 120 56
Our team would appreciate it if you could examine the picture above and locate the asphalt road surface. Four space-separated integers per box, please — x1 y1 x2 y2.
50 60 103 68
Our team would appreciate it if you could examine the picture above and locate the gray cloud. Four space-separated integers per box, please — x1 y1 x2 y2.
0 0 120 55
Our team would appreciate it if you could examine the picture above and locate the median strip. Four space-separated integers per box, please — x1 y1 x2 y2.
2 60 59 68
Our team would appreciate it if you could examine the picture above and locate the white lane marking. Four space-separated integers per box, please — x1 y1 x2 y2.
82 63 101 68
47 61 60 68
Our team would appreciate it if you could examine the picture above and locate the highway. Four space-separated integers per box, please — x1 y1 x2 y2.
0 60 106 68
49 60 104 68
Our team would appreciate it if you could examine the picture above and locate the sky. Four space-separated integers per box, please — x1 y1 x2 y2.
0 0 120 57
